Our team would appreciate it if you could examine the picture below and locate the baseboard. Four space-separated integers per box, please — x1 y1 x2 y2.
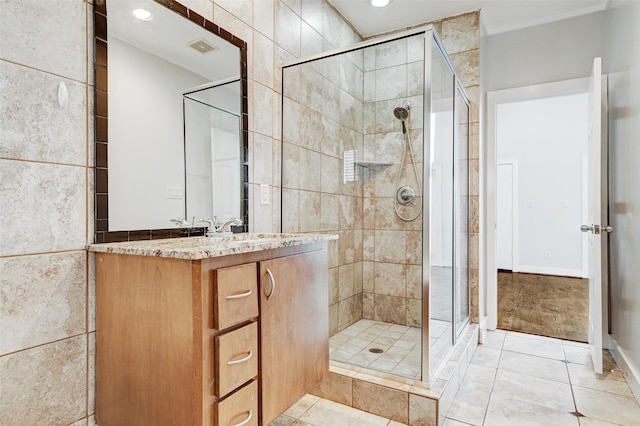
517 264 583 278
609 336 640 405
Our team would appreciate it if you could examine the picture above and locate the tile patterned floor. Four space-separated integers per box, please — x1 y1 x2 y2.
284 330 640 426
498 272 588 342
329 319 453 380
444 329 640 425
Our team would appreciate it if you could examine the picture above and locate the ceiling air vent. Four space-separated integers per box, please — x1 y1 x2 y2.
188 39 217 54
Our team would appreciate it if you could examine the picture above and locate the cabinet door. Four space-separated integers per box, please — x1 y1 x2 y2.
259 250 329 424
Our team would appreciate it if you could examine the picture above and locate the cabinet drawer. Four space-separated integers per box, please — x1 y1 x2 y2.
216 322 258 397
215 263 258 330
217 380 258 426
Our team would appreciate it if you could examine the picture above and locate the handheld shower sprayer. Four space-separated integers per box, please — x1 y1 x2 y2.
393 106 410 134
392 103 422 221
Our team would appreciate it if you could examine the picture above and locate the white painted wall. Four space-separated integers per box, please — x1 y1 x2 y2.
496 93 588 276
484 11 606 92
108 37 208 231
606 0 640 402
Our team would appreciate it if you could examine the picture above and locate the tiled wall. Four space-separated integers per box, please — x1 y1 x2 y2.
361 36 425 328
281 52 366 335
436 13 481 323
0 0 94 424
0 0 361 424
0 1 479 423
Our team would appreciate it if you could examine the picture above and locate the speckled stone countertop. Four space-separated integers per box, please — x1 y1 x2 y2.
87 233 338 260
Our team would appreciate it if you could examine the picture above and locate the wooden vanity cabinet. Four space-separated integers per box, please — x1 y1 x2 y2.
95 243 328 426
259 250 329 424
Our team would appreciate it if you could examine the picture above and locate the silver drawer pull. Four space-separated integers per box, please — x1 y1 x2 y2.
227 350 253 366
232 409 252 426
266 268 276 300
226 289 252 300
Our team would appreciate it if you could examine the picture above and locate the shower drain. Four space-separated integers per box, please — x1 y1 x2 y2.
369 348 384 354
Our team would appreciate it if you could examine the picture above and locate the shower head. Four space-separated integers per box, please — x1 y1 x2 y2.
394 107 409 121
394 107 409 134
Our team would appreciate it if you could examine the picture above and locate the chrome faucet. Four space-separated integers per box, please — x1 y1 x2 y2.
170 217 190 227
199 217 242 237
217 217 243 233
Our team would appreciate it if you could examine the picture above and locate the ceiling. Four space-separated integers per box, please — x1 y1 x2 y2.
329 0 609 37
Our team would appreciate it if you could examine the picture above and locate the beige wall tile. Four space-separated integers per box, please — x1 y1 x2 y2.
449 49 480 88
328 266 339 305
310 372 353 406
329 302 339 335
253 31 275 88
375 295 407 325
253 82 276 137
0 160 85 256
374 262 406 297
409 394 437 426
299 148 322 191
321 193 340 231
0 252 86 355
301 0 323 34
339 229 355 264
352 379 409 423
298 190 321 231
301 20 324 57
363 292 375 319
275 1 302 56
281 189 299 232
338 294 362 329
338 263 356 301
441 13 480 55
0 0 86 81
0 336 87 426
375 230 407 263
213 3 252 43
0 62 86 165
253 134 274 185
216 0 252 25
253 0 274 39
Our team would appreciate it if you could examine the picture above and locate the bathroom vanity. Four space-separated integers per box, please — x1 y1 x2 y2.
88 234 335 426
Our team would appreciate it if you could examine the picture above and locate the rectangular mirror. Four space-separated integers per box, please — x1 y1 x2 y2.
94 0 248 242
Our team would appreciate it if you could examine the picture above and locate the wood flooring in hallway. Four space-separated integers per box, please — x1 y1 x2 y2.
497 271 588 342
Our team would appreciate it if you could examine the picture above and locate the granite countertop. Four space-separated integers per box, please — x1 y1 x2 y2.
87 233 338 260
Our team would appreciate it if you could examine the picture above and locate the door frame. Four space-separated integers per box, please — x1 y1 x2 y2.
486 77 592 330
496 159 519 272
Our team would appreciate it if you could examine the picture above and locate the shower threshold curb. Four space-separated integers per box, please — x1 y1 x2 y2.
311 324 479 425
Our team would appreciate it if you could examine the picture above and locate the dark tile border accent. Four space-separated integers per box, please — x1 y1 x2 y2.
93 0 249 243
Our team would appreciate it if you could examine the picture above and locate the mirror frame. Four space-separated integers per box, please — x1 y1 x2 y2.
93 0 249 243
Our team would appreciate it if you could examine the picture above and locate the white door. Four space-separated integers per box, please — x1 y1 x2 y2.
497 163 514 270
582 57 609 374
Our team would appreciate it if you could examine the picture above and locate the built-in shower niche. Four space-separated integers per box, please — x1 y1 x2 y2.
280 27 471 417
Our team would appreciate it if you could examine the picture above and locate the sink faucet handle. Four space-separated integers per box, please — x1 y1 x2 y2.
170 217 189 227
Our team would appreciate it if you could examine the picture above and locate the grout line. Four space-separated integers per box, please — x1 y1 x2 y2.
0 332 89 358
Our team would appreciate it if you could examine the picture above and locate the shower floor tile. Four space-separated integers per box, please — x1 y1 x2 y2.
329 319 452 380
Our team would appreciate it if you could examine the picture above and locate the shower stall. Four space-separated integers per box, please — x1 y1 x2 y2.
280 27 470 382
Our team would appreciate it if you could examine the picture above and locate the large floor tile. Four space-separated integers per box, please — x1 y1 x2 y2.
481 330 506 349
499 350 569 383
567 363 633 397
563 343 593 366
446 385 490 425
573 385 640 426
502 333 564 360
491 369 575 412
284 394 321 418
299 398 390 426
578 417 620 425
459 363 497 393
484 396 579 426
470 346 501 368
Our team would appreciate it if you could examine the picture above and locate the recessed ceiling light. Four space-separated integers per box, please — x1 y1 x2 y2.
370 0 390 7
132 8 153 21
